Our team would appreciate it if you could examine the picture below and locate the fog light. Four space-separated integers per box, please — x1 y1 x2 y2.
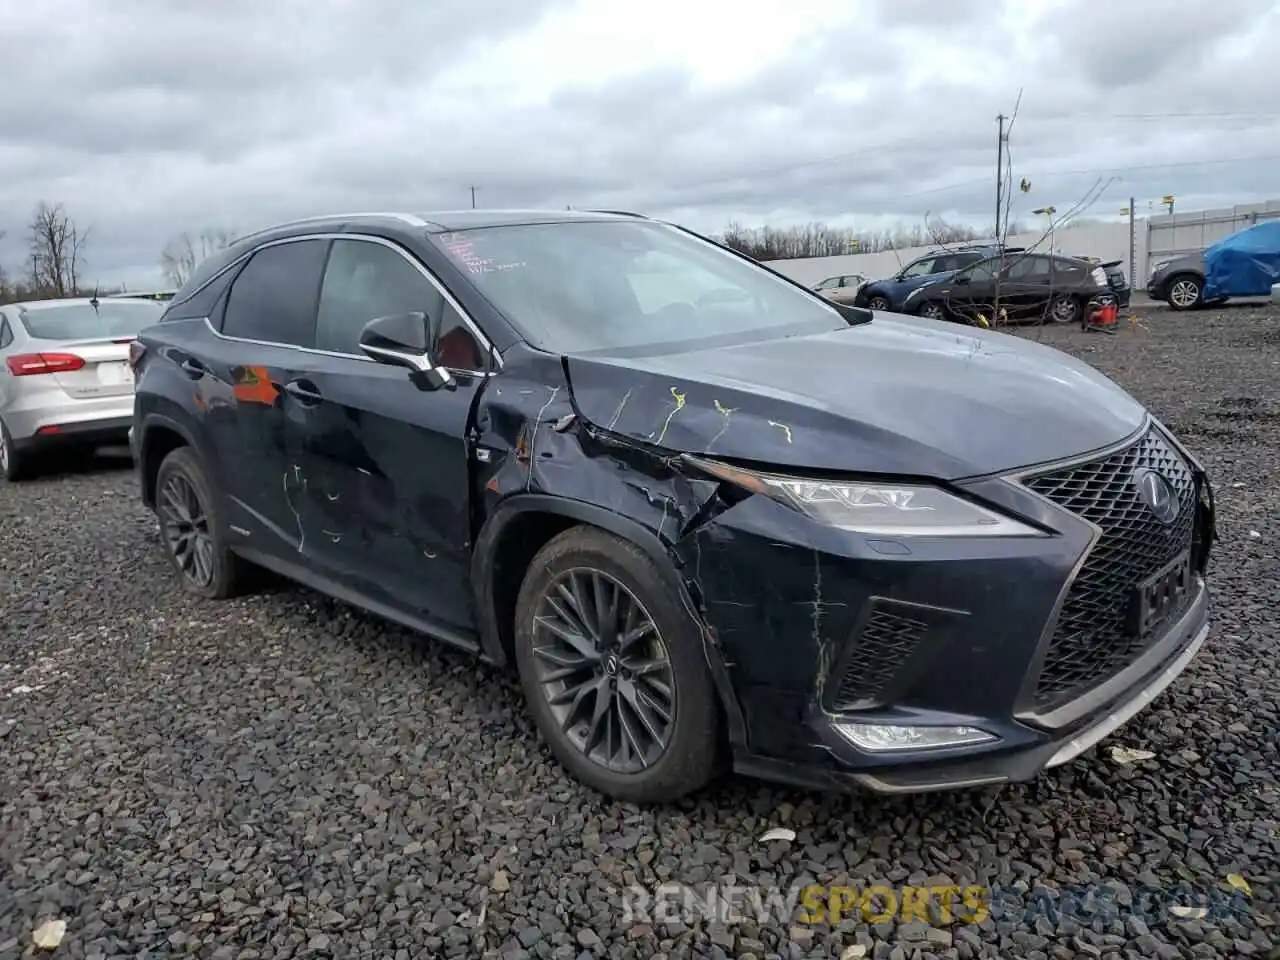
835 722 995 752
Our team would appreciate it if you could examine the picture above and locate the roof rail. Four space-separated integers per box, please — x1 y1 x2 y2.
231 212 430 245
583 209 647 218
277 212 429 228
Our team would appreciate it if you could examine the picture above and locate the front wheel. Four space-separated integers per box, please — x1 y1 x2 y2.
1167 276 1202 311
867 295 891 311
513 526 725 803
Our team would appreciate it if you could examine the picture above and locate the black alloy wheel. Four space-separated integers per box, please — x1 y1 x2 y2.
531 567 675 773
513 526 724 803
159 471 215 588
154 446 245 599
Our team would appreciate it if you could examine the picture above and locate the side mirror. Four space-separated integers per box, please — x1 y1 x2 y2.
358 311 454 390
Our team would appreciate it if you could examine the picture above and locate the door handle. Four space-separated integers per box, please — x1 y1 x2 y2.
179 357 207 379
283 379 323 405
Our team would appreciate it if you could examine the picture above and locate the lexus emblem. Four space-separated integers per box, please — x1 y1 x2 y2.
1134 468 1179 524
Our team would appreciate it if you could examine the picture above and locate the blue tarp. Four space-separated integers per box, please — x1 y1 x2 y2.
1202 220 1280 299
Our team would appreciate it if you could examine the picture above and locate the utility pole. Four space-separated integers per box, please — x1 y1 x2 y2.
1162 194 1175 215
470 185 477 209
995 114 1006 241
993 113 1007 324
1127 196 1136 291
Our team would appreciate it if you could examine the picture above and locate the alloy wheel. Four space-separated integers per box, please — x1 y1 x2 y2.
869 296 890 311
1050 297 1077 323
1169 279 1200 309
159 472 215 587
530 567 676 774
0 431 9 472
921 302 944 319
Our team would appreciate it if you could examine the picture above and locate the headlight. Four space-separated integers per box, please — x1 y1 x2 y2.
1152 260 1170 274
686 458 1044 537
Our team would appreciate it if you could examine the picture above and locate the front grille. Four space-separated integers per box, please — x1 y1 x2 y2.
1023 427 1197 708
832 607 928 709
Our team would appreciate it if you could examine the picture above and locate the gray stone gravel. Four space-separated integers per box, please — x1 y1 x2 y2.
2 306 1278 959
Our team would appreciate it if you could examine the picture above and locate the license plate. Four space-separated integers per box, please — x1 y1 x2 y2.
99 362 132 385
1129 550 1193 636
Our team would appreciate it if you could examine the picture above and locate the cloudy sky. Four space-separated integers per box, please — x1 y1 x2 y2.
2 0 1278 288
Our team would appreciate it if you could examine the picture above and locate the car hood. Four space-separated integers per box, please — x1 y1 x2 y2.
564 314 1147 480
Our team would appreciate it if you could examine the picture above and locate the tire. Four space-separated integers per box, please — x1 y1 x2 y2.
513 525 725 803
1166 275 1203 311
0 419 30 482
867 295 891 311
1048 295 1082 324
918 300 946 321
154 446 247 599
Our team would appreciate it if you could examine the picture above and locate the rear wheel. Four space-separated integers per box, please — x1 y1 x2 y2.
513 526 725 803
918 300 946 320
0 419 30 482
154 446 246 599
1167 275 1203 311
1048 295 1081 324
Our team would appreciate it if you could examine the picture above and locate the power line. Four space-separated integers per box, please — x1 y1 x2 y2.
900 153 1280 200
1042 111 1280 121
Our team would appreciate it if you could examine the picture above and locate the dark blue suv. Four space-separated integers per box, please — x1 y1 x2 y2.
855 244 1017 312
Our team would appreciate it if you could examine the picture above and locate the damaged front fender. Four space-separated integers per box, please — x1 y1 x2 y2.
467 352 751 747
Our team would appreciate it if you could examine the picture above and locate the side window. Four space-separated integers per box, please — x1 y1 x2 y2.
1007 257 1052 280
221 239 330 347
900 258 935 279
0 317 11 349
816 277 837 290
963 258 1000 283
316 239 485 371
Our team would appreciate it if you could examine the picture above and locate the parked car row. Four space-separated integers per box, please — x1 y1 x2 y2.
2 209 1215 807
813 245 1129 326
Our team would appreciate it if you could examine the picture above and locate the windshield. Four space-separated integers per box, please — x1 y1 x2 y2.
18 301 164 341
430 220 845 354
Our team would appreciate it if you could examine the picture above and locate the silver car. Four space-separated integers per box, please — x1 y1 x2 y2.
0 296 165 480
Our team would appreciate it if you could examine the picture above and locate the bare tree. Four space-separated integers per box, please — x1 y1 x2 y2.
160 228 236 287
719 218 983 261
27 202 89 298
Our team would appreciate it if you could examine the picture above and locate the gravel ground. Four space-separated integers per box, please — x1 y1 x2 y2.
2 306 1277 960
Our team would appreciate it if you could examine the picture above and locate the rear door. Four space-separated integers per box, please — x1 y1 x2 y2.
1003 254 1056 318
288 235 494 632
197 237 332 557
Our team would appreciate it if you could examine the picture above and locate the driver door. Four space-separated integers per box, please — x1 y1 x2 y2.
289 236 493 633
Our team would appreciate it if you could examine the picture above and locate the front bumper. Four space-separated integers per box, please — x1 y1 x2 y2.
738 582 1207 794
677 422 1213 795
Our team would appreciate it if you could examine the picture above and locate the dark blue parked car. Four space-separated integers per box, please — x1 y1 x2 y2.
854 244 1019 312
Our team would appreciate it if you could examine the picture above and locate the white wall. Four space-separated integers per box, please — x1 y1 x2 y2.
763 198 1280 291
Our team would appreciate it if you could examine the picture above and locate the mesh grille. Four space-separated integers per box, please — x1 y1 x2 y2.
832 608 928 709
1023 427 1196 708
